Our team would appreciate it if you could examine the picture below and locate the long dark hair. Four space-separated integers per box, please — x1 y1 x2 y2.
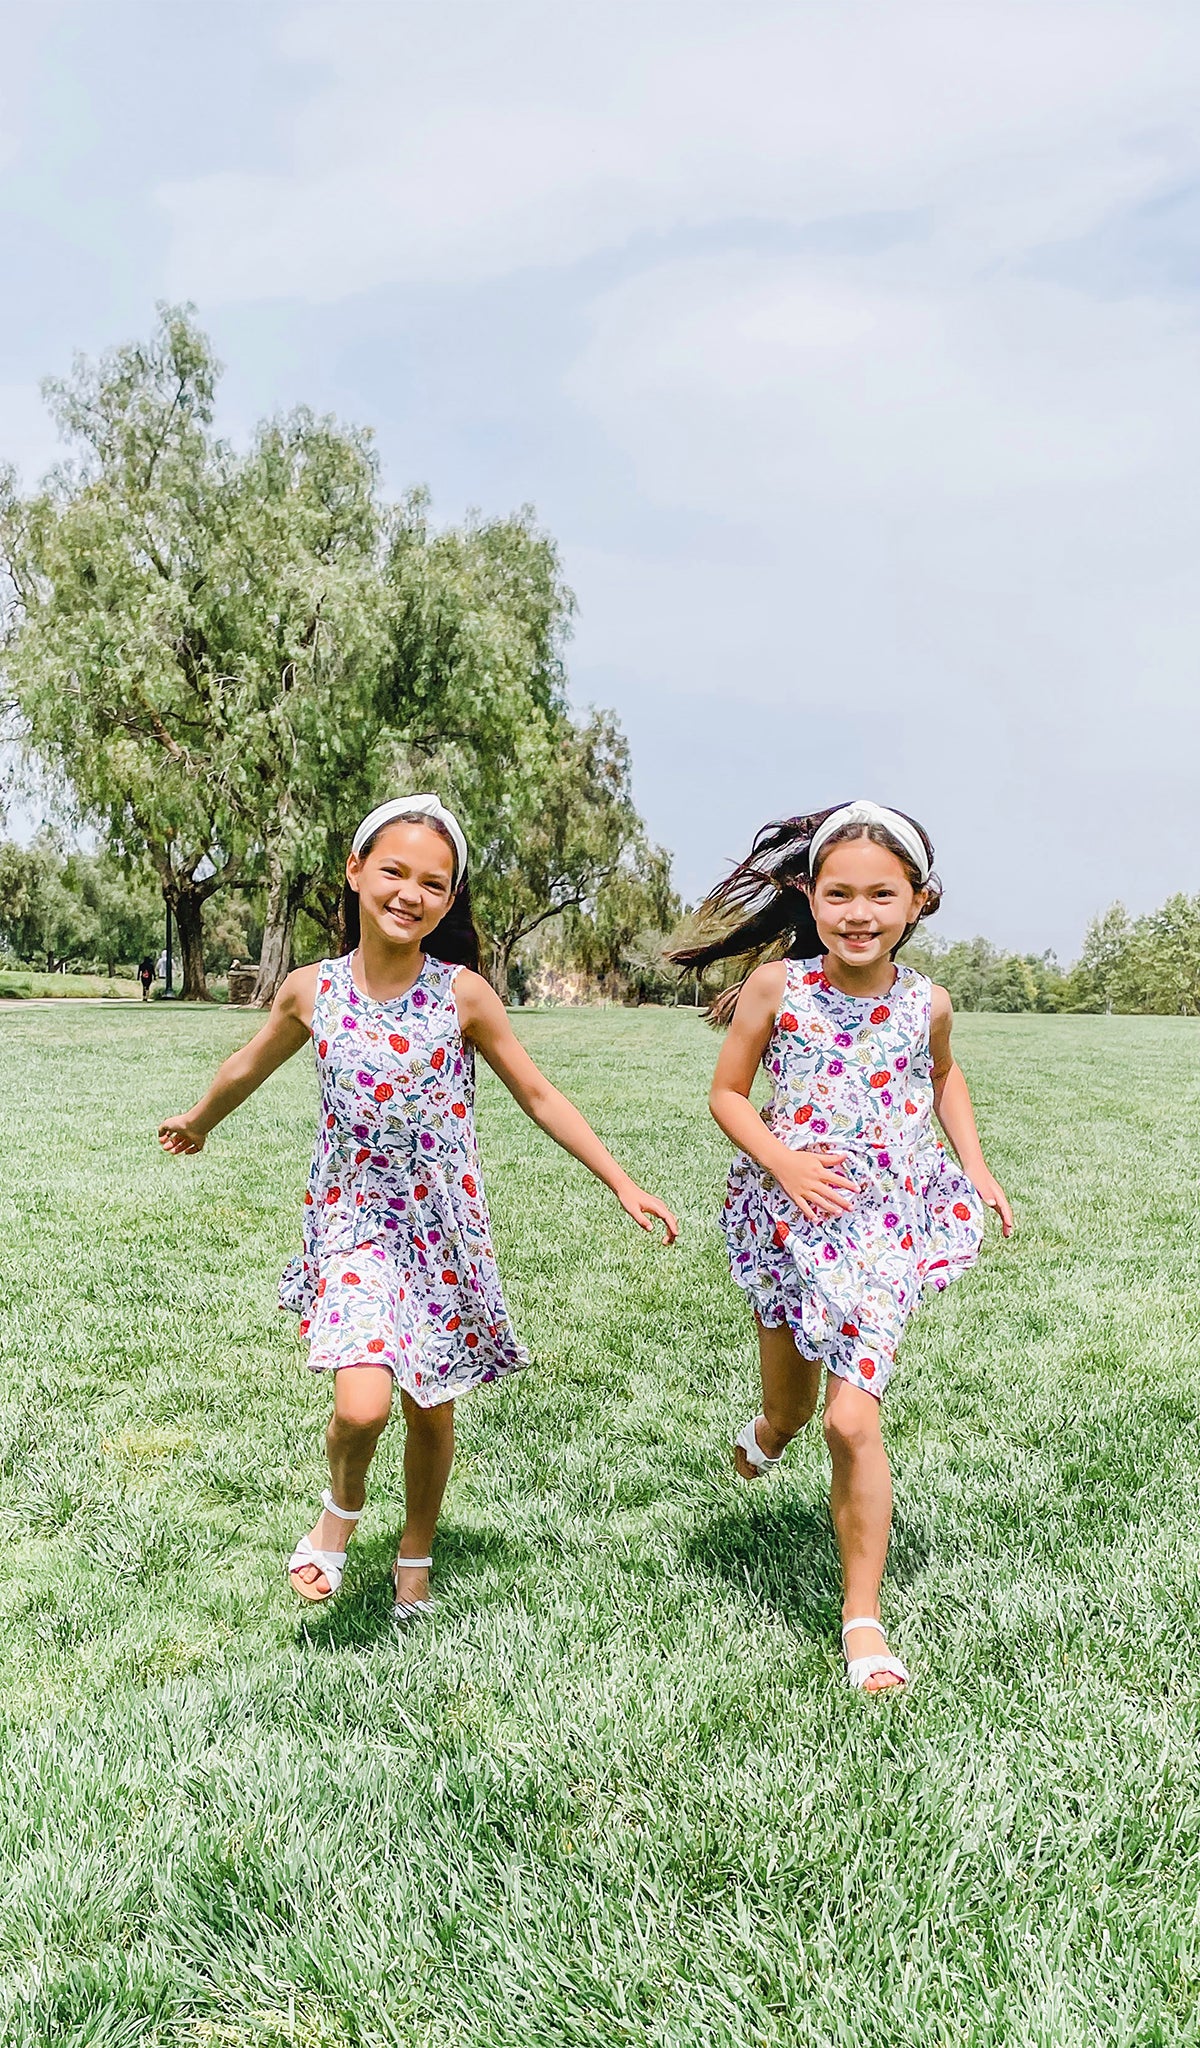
342 813 482 973
668 803 941 1024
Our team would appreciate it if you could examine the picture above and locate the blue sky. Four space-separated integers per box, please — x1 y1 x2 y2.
2 0 1198 958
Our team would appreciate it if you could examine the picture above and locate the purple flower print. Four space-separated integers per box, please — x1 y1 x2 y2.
342 1014 357 1030
412 990 427 1007
881 1091 893 1107
420 1132 435 1151
895 1055 908 1071
828 1059 843 1076
822 1243 837 1261
878 1151 891 1169
835 1032 853 1048
884 1212 899 1229
811 1118 828 1134
356 1071 374 1087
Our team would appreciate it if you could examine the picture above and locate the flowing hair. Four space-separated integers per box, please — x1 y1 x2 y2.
342 812 482 973
668 803 941 1024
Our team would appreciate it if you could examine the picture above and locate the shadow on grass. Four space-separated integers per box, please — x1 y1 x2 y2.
293 1520 531 1650
686 1495 931 1639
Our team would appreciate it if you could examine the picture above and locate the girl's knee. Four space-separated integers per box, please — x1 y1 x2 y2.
332 1368 394 1439
823 1384 882 1457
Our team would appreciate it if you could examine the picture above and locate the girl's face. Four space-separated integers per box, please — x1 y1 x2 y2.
347 821 456 948
806 834 925 971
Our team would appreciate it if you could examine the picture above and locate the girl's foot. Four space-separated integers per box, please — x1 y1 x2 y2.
288 1491 362 1603
392 1551 434 1622
733 1413 788 1481
841 1616 909 1693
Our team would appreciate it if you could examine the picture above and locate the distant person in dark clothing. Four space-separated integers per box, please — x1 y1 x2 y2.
138 958 155 1003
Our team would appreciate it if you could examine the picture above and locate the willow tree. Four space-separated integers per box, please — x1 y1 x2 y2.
0 310 241 996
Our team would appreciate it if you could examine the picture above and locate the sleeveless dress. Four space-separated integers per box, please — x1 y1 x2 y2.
279 953 530 1406
721 957 983 1398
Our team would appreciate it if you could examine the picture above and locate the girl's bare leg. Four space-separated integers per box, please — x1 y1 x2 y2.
822 1375 900 1691
734 1317 823 1477
291 1365 394 1595
393 1389 456 1604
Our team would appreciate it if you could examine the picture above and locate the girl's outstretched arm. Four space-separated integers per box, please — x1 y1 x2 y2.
929 985 1013 1235
455 972 678 1243
158 966 317 1155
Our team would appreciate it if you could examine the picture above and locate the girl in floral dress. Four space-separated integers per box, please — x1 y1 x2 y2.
672 800 1012 1692
160 795 677 1619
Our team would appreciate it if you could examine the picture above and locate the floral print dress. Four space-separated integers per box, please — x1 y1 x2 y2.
721 958 983 1398
279 953 530 1406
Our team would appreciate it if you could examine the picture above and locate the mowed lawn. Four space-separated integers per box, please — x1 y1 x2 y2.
2 1004 1199 2048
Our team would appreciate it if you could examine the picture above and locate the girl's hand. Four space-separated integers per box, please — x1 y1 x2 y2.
773 1148 857 1224
969 1167 1013 1237
158 1114 207 1156
614 1180 679 1245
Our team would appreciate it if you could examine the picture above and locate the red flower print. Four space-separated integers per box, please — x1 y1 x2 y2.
388 1033 409 1054
900 1232 913 1249
367 1338 385 1353
870 1005 890 1024
870 1071 891 1089
317 1039 328 1059
840 1321 859 1339
859 1359 876 1380
431 1047 446 1070
325 1186 341 1204
413 1183 428 1200
795 1104 813 1124
452 1102 466 1118
326 1114 336 1130
355 1148 371 1165
953 1201 972 1220
299 1318 311 1336
319 978 332 993
905 1100 917 1116
780 1011 799 1032
344 1271 361 1285
461 1173 477 1197
316 1278 327 1297
304 1190 314 1206
446 1314 461 1332
803 970 822 984
441 1269 458 1285
773 1220 790 1248
464 1332 478 1348
904 1177 915 1193
398 1286 406 1301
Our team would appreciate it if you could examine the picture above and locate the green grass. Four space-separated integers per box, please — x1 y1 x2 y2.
2 1006 1199 2046
0 969 139 1000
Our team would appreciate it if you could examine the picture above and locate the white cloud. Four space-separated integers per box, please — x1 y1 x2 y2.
158 0 1199 302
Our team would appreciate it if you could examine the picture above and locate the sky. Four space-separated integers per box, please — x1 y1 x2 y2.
2 0 1198 959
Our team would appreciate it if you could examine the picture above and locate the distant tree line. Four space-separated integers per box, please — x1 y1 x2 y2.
0 306 675 1003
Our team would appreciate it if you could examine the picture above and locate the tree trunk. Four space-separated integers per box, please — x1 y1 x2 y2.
173 886 210 1000
252 860 311 1007
489 936 515 1003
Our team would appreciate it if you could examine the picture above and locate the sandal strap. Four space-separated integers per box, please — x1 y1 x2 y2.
735 1415 783 1469
321 1489 363 1522
846 1653 909 1689
841 1616 888 1642
394 1555 433 1569
287 1534 347 1591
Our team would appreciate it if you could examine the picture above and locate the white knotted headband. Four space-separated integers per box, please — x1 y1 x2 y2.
807 799 931 883
351 794 468 882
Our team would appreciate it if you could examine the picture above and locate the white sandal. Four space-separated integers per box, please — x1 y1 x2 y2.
734 1414 784 1476
841 1616 909 1691
287 1489 362 1604
392 1555 434 1623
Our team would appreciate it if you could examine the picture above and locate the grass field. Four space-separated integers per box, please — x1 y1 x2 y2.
2 1004 1199 2047
0 969 139 1000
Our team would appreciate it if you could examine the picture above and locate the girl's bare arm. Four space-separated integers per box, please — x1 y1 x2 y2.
455 971 678 1241
929 985 1013 1234
158 966 318 1154
708 962 857 1222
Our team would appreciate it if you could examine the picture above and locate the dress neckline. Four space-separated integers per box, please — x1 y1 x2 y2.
804 957 905 1003
343 949 431 1010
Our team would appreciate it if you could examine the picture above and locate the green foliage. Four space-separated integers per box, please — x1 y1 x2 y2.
903 933 1067 1012
1069 894 1200 1015
0 832 160 973
2 1005 1200 2045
